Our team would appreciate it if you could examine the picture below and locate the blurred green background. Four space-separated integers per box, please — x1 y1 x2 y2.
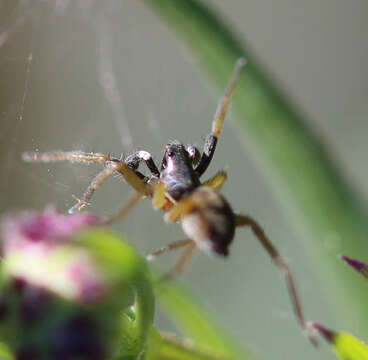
0 1 368 359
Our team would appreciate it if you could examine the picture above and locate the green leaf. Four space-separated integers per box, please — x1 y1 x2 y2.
313 323 368 360
141 0 368 337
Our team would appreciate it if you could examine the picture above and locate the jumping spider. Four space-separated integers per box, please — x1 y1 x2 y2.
23 58 316 344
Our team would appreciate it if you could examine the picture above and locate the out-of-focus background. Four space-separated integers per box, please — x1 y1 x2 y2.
0 1 367 359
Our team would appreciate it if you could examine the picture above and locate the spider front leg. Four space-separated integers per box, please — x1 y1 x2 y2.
22 150 110 164
235 214 318 346
68 163 117 213
23 150 152 213
125 150 160 178
195 58 246 177
69 159 152 214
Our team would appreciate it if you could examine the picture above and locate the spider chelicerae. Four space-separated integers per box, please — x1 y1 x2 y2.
23 58 316 344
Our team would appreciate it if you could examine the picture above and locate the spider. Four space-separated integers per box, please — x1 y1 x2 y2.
23 58 315 344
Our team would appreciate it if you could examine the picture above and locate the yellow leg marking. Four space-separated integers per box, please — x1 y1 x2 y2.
115 162 152 196
152 182 168 210
165 197 197 223
202 171 227 190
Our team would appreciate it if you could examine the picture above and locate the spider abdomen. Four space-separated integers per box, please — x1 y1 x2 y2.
180 187 235 256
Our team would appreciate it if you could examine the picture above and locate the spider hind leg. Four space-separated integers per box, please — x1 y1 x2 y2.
147 239 197 281
235 214 318 345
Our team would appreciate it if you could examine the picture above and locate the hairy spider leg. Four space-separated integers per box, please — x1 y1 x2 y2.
195 58 246 177
68 164 118 213
169 240 197 277
235 214 318 346
22 150 111 163
22 151 152 213
85 151 162 223
104 190 144 225
158 240 197 282
69 160 152 214
146 238 194 261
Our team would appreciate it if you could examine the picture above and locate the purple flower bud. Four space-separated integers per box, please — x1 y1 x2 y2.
0 208 108 303
311 322 336 344
0 209 143 359
340 255 368 279
1 207 100 256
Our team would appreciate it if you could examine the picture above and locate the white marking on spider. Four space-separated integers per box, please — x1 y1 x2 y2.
138 150 152 161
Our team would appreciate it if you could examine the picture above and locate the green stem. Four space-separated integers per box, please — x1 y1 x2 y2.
142 0 368 337
133 277 155 354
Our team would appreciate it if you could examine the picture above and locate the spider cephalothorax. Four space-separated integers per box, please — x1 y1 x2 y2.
160 141 201 200
22 58 316 344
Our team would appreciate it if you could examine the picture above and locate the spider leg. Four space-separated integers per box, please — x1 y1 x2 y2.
195 58 246 177
68 164 116 213
23 150 151 214
22 150 110 164
158 240 197 281
235 214 318 346
202 170 227 190
146 239 193 261
68 159 152 214
125 150 160 178
164 196 196 223
22 150 147 180
169 240 197 277
104 190 144 224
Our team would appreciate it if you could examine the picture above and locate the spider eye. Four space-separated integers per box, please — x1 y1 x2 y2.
167 151 175 158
